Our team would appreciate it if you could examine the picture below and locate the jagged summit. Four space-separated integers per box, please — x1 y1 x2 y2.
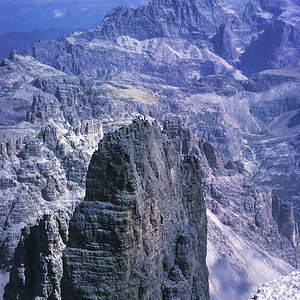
25 0 300 82
97 0 228 40
61 118 209 300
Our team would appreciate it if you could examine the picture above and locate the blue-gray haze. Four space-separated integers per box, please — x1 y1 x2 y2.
0 0 150 34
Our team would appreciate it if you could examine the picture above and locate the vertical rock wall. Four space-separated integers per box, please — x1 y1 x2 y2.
61 118 209 300
4 211 69 300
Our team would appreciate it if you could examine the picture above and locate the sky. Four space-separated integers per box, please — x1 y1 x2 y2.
0 0 150 34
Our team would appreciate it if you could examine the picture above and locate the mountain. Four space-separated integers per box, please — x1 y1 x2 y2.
25 0 300 80
24 0 250 84
0 0 300 299
0 29 74 59
2 117 296 300
0 1 150 34
61 119 209 300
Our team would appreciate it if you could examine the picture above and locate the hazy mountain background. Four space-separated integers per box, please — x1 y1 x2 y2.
0 0 150 34
0 0 150 58
0 28 75 59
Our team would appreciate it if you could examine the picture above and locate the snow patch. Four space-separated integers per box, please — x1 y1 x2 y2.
257 11 273 19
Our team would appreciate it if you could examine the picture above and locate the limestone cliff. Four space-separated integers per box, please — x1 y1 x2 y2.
61 118 209 300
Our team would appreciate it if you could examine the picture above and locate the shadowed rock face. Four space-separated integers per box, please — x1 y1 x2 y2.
211 22 237 61
4 211 69 300
240 19 300 76
61 118 209 300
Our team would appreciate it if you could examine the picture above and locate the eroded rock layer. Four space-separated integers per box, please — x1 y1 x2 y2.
61 118 209 300
4 211 69 300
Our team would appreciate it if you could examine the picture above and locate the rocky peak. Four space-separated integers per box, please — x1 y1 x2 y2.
61 118 209 299
1 0 300 299
90 0 232 40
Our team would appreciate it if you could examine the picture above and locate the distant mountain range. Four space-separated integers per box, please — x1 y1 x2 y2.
0 1 150 35
0 28 74 59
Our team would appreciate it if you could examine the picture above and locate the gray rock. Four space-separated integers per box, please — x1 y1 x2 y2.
0 0 300 299
272 195 299 248
4 211 69 300
211 22 237 61
253 271 300 300
240 20 300 76
61 118 209 300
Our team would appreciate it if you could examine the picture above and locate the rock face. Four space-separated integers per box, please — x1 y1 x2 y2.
0 118 102 267
3 211 69 300
25 0 300 82
25 0 250 85
97 0 225 40
62 118 209 300
3 116 300 300
272 196 299 248
240 19 300 76
211 22 237 61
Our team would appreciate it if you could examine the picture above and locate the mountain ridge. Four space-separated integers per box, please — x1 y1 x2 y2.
0 0 300 299
25 0 300 78
0 28 75 59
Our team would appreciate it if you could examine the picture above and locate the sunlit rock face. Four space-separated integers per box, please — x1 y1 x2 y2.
26 0 300 81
